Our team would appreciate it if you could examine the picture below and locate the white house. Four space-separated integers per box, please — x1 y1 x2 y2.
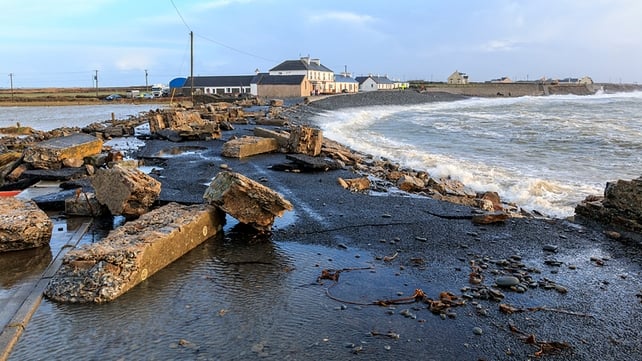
355 75 395 92
269 56 334 95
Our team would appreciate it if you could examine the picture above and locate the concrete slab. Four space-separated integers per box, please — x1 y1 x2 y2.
22 133 103 170
44 203 225 303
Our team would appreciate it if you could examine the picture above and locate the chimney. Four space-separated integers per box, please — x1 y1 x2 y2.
300 56 310 64
311 58 320 66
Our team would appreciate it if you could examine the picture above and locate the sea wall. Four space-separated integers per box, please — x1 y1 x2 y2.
422 83 598 97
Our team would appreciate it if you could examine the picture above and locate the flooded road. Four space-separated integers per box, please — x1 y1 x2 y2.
7 217 458 361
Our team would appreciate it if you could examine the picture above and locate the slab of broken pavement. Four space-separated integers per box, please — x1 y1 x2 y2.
1 94 641 360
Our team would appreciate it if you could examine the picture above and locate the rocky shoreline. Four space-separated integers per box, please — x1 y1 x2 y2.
2 90 642 360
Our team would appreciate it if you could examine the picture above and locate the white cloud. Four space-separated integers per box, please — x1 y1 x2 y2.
480 39 520 52
192 0 255 11
307 11 376 25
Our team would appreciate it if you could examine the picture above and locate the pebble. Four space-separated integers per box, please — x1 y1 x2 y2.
472 327 483 335
415 236 427 242
543 244 559 252
382 213 392 218
495 276 520 287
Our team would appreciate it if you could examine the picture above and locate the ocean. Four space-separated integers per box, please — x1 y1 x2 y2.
312 91 642 218
0 104 162 131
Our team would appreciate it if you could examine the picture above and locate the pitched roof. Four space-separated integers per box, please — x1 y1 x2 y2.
186 75 255 87
257 74 307 85
355 75 393 85
270 59 334 73
334 74 358 83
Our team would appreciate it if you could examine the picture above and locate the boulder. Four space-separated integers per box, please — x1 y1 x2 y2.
575 177 642 232
0 197 53 252
91 165 161 218
44 203 225 303
397 175 425 192
203 171 292 231
22 133 103 170
221 136 279 158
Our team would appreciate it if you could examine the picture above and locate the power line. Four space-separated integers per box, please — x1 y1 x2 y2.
195 33 277 63
168 0 276 65
170 0 191 32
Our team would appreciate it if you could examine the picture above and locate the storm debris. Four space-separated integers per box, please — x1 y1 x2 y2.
203 171 292 231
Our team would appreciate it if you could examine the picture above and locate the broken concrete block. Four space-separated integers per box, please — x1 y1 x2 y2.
65 191 105 216
0 197 53 252
221 136 279 158
253 127 290 148
92 165 161 218
148 109 221 141
288 126 323 156
270 154 344 172
23 133 103 170
270 99 284 107
471 211 509 225
338 177 370 192
203 171 292 231
44 202 225 303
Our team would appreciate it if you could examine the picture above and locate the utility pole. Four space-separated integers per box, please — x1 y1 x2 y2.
94 70 99 97
8 73 14 100
190 30 194 103
145 69 149 91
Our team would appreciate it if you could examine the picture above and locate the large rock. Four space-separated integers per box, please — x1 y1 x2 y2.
575 176 642 232
44 203 225 303
221 136 279 158
22 133 103 170
0 197 53 252
91 165 161 218
203 171 292 231
287 126 323 156
397 174 425 192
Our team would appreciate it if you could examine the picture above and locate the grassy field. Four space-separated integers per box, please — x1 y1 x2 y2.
0 87 174 106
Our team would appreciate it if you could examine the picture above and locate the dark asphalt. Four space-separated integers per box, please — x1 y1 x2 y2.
6 94 642 360
127 120 642 360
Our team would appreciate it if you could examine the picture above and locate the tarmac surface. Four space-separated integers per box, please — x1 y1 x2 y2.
2 97 642 360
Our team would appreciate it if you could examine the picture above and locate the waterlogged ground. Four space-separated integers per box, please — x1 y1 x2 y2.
5 123 642 360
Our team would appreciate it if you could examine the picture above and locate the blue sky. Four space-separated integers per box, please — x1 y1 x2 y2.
1 0 641 87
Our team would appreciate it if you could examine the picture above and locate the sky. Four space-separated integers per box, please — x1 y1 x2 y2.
1 0 641 88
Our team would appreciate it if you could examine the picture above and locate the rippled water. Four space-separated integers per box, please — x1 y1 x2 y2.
0 104 163 131
313 91 642 217
9 217 446 361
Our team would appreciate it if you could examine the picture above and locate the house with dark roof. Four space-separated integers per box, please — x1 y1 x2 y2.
269 56 334 95
254 73 311 98
355 75 395 92
182 75 254 96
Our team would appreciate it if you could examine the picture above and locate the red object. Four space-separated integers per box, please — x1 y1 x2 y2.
0 190 21 197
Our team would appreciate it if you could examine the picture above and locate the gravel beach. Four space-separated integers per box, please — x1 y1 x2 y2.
7 91 642 361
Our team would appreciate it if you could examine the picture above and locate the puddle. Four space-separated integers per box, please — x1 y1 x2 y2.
151 146 208 158
8 224 442 361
